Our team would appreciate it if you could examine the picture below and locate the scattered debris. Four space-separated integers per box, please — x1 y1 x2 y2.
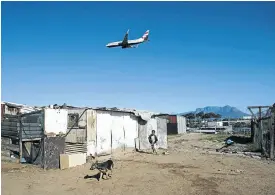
235 169 244 173
243 152 261 157
252 155 262 159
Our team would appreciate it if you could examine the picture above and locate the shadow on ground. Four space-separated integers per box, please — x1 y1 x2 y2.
84 173 101 181
135 150 153 155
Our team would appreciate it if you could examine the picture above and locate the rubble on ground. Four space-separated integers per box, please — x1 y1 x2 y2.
215 143 263 160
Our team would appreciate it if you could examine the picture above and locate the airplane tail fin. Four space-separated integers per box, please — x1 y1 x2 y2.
142 30 149 41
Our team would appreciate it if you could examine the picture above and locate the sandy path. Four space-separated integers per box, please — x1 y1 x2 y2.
2 133 275 195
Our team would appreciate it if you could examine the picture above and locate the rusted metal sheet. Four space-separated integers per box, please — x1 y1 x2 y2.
168 115 177 123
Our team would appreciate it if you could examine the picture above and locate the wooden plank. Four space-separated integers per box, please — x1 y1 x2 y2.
21 123 42 127
248 108 255 118
253 119 261 150
259 107 263 154
270 111 275 159
19 119 23 163
22 138 42 141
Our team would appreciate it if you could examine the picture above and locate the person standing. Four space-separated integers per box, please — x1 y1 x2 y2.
148 130 158 154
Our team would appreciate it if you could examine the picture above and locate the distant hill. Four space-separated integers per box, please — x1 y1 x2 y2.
180 105 250 119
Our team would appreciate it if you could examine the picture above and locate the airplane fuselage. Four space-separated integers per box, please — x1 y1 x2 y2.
106 30 149 49
106 38 144 48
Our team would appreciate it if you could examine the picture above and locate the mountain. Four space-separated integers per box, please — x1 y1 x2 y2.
180 105 250 118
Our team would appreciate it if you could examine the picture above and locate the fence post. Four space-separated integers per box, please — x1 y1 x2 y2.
251 119 254 142
270 107 275 159
259 107 264 154
19 116 23 163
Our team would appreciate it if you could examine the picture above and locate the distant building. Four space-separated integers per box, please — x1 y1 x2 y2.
242 115 252 120
166 115 187 135
1 101 40 118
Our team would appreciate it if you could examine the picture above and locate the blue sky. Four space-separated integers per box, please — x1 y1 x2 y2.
2 1 275 113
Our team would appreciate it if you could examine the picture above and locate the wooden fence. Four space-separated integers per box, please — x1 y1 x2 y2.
249 104 275 159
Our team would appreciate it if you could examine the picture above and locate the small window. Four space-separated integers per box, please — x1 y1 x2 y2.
68 113 79 128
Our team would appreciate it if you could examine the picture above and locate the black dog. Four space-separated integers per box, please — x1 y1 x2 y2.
90 159 114 181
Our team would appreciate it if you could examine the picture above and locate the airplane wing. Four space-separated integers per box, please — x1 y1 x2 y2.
122 29 129 45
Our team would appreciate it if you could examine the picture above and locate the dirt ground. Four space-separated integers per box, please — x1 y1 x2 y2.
2 133 275 195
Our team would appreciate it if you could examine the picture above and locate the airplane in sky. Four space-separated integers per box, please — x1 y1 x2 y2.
106 30 150 49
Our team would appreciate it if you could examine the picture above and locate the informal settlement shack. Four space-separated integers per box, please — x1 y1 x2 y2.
1 103 169 169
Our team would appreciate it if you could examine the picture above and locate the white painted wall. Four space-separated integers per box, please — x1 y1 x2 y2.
86 109 97 156
95 110 138 155
156 117 168 149
96 111 112 155
123 114 138 148
111 112 125 150
177 116 187 134
44 108 68 135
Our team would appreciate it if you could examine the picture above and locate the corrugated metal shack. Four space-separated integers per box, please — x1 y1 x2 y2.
167 115 187 135
137 114 168 151
60 106 139 157
63 106 169 157
1 103 69 168
1 102 43 162
1 103 169 169
57 106 169 169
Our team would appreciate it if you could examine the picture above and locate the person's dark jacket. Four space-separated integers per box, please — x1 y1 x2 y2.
148 134 158 144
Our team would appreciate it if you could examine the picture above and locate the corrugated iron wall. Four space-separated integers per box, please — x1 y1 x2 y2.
167 115 178 135
65 142 87 154
95 110 138 155
156 117 168 149
138 118 157 150
1 114 19 139
168 115 177 123
21 111 44 140
167 115 187 135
